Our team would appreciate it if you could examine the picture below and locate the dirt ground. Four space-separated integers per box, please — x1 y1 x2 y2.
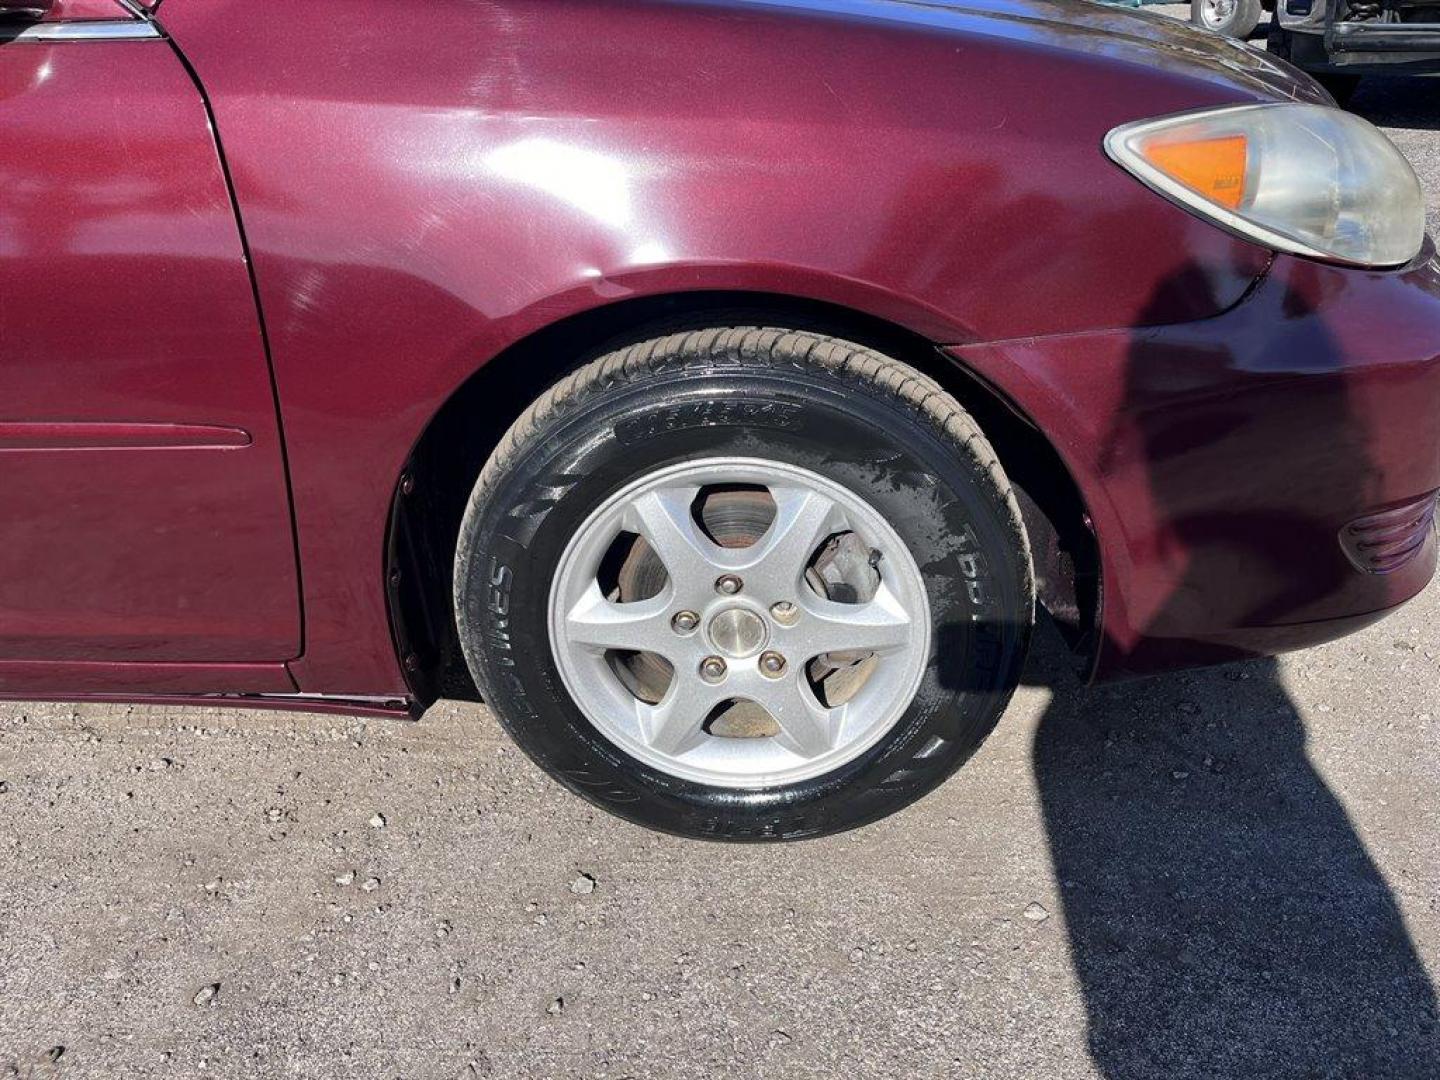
3 599 1437 1078
3 14 1440 1080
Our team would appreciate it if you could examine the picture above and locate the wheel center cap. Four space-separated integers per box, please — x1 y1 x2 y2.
708 607 767 659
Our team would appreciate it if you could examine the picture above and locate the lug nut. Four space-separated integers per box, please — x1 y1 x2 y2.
672 610 700 634
700 656 728 683
760 651 787 678
715 574 743 596
770 601 799 626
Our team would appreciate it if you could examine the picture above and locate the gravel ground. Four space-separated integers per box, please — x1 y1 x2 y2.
5 17 1440 1080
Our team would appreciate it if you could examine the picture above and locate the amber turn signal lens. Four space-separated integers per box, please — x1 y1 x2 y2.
1107 104 1424 266
1139 134 1248 210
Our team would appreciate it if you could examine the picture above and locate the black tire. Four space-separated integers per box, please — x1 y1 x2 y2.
1192 0 1263 38
453 325 1034 840
1265 15 1293 58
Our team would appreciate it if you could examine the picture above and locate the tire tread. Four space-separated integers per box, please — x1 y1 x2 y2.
466 324 1032 600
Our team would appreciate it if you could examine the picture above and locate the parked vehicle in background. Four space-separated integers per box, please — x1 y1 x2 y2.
1265 0 1440 102
1191 0 1440 103
3 0 1439 840
1192 0 1270 39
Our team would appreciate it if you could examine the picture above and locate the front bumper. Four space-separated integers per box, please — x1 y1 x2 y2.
1280 0 1440 70
953 248 1440 679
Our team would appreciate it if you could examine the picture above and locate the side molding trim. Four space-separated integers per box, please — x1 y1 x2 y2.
0 421 252 451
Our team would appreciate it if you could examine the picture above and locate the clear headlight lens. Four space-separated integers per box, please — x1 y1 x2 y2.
1106 103 1425 268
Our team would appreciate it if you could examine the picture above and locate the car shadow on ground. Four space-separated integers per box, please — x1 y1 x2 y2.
1024 631 1439 1078
1348 75 1440 131
1006 256 1440 1076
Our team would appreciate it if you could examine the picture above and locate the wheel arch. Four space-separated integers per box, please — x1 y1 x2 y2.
387 291 1101 705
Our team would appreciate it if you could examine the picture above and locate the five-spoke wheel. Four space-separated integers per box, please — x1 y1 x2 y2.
550 459 930 787
455 324 1033 839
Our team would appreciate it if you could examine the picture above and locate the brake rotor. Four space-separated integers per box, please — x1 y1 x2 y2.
804 532 883 705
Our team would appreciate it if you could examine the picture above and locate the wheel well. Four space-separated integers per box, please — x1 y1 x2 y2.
388 291 1100 705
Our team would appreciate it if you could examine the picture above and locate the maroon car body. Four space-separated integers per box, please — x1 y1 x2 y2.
1 0 1437 716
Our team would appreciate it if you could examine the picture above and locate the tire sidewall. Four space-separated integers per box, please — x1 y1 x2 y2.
457 363 1031 839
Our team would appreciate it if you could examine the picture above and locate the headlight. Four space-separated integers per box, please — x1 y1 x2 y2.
1105 103 1425 268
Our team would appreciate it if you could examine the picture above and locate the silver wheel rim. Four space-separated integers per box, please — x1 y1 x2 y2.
1201 0 1237 27
548 458 931 789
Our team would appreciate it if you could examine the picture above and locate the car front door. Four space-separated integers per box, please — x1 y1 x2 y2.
0 4 302 675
